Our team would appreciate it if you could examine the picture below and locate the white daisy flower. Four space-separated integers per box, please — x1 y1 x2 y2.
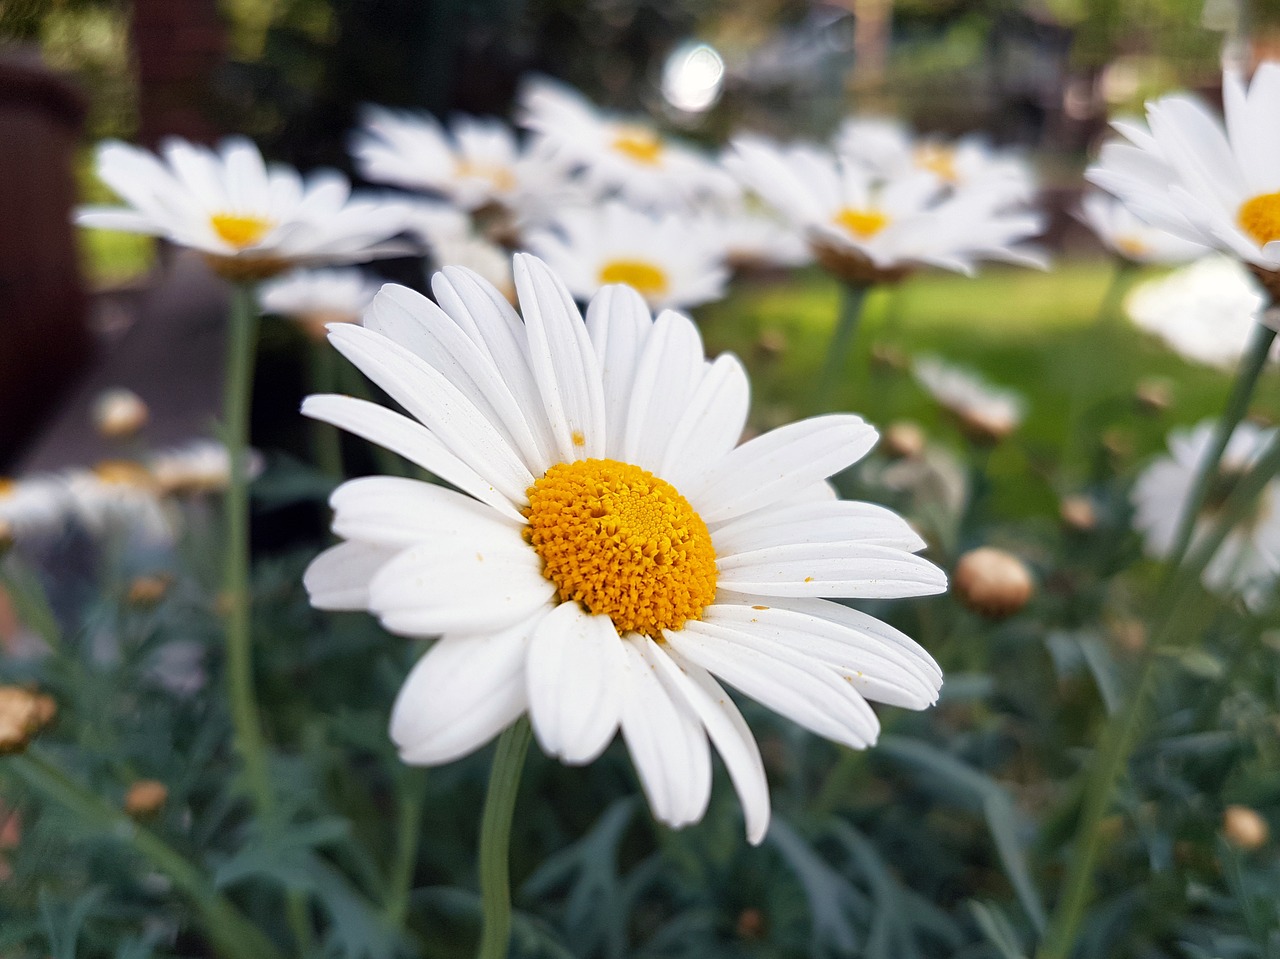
913 356 1025 444
77 137 413 280
0 475 71 543
526 202 729 310
517 76 737 208
260 268 382 340
1087 62 1280 297
835 117 1036 204
1133 420 1280 609
704 190 812 271
1126 255 1276 367
726 135 1045 285
1080 192 1209 263
64 461 173 545
303 253 946 843
150 440 264 497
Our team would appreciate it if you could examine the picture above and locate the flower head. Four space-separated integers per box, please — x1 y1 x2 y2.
1134 420 1280 609
1080 192 1209 263
303 254 945 842
527 201 729 309
260 268 382 339
0 475 71 543
77 137 413 279
913 356 1025 444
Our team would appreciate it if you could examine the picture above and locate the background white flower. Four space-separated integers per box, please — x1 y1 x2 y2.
1080 192 1209 263
260 268 382 327
303 254 945 843
914 356 1026 442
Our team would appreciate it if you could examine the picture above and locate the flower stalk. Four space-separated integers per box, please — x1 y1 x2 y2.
819 282 871 407
476 718 533 959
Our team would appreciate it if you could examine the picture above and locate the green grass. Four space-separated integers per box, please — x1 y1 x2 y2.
698 261 1280 517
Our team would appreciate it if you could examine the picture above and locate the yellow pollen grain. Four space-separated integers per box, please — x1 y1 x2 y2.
210 213 274 250
612 127 664 165
571 430 586 447
915 144 958 183
523 458 717 637
833 207 890 240
1238 191 1280 247
598 259 670 298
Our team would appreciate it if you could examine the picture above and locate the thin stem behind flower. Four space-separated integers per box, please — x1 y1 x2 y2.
476 718 533 959
308 341 345 479
819 282 871 409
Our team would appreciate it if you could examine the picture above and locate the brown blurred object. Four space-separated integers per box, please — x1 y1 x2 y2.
131 0 227 148
124 779 169 818
0 49 91 466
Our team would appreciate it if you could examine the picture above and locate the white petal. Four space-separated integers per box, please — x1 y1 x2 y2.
525 602 626 764
584 284 653 456
716 542 948 598
367 544 554 636
391 620 536 765
303 540 398 610
713 500 927 555
329 476 523 549
665 620 880 750
618 636 712 830
301 394 525 522
622 310 705 472
648 646 771 844
513 253 607 461
659 353 750 490
688 415 878 524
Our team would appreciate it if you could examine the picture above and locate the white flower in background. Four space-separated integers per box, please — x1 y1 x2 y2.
913 356 1025 444
1087 63 1280 292
0 476 71 543
64 461 173 545
428 229 517 304
260 268 382 339
705 195 812 270
1126 255 1275 368
835 116 1036 203
150 440 264 497
303 253 946 843
77 137 413 279
727 136 1045 285
1080 192 1209 263
1133 420 1280 608
517 76 737 208
527 202 729 309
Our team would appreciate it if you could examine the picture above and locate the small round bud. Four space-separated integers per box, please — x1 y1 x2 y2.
1102 428 1133 461
870 343 909 372
0 686 56 755
956 408 1018 446
953 547 1034 619
1222 805 1269 851
127 574 172 608
92 388 149 440
1134 377 1173 415
1108 617 1147 655
736 908 766 941
1059 495 1097 533
124 780 169 818
882 420 926 460
755 328 788 357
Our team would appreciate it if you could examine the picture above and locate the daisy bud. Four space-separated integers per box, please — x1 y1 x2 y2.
1222 804 1269 851
0 686 56 755
736 908 766 940
127 574 172 608
124 779 169 818
883 420 926 460
755 329 787 357
92 388 149 439
870 343 909 372
1133 377 1173 415
1059 495 1097 533
953 547 1034 619
1108 617 1147 655
1101 428 1133 462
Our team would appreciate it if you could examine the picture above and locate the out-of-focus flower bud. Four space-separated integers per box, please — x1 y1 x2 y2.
954 547 1034 619
1060 495 1098 533
127 574 172 608
92 388 149 439
1134 377 1173 415
124 780 169 818
755 329 787 357
0 686 56 755
883 421 926 460
1222 804 1269 851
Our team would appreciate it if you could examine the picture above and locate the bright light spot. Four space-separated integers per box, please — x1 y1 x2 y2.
662 42 725 114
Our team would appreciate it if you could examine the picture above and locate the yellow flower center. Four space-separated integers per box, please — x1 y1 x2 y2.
1114 235 1150 259
597 259 670 299
454 160 517 193
833 207 890 240
209 213 274 250
93 460 153 488
0 478 13 498
1238 191 1280 247
611 127 664 166
523 458 717 637
915 143 958 183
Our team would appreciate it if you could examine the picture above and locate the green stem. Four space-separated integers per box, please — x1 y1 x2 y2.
818 282 871 409
384 769 428 928
475 719 533 959
1165 322 1276 568
0 558 61 655
308 342 344 479
8 750 284 959
1037 426 1280 959
223 284 273 823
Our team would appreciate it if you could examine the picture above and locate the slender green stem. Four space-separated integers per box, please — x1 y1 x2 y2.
476 719 533 959
1064 260 1138 462
307 342 344 479
818 282 871 409
1037 426 1280 959
1166 322 1276 568
8 750 284 959
223 284 273 822
384 769 428 928
0 559 61 655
